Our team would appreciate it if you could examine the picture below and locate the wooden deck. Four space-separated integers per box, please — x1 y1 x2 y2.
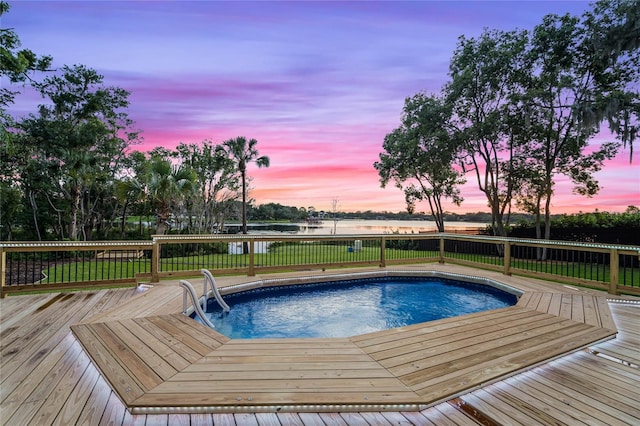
1 264 639 424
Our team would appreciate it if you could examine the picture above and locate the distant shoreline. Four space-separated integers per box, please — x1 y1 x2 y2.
224 219 489 235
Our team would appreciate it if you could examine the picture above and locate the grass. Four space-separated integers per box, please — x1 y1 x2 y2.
444 252 639 287
41 260 151 283
158 245 433 271
33 245 640 289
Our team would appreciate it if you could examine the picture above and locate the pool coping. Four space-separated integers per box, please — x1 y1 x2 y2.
70 268 618 414
217 269 525 297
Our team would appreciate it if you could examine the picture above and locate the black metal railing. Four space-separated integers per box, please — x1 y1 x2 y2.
2 235 638 297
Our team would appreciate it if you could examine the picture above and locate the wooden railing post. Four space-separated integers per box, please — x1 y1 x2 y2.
151 238 160 283
1 235 636 296
248 238 256 276
0 246 6 298
609 248 619 295
503 241 512 276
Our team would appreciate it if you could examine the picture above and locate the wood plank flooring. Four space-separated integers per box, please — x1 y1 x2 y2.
1 265 639 425
516 291 617 330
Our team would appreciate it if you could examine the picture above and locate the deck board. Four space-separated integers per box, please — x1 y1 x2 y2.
358 311 556 363
70 289 617 411
0 291 121 407
356 307 536 345
467 387 551 425
143 314 228 355
74 375 116 426
526 369 637 425
70 313 227 405
132 316 208 362
1 292 101 378
30 350 92 425
0 293 53 333
70 323 146 403
489 378 611 426
2 336 84 424
91 321 165 389
516 291 614 329
2 264 639 424
51 353 101 425
1 332 75 407
457 301 640 426
540 364 640 418
392 320 591 382
117 318 192 371
462 389 545 425
593 341 640 366
409 326 613 399
433 403 477 425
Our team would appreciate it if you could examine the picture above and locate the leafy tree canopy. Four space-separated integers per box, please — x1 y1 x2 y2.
0 1 52 109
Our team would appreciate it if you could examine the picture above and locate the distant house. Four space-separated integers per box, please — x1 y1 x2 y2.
228 241 270 255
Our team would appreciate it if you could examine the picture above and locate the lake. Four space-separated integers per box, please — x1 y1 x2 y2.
230 219 488 235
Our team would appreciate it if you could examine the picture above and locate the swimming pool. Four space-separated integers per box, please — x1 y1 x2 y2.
195 275 518 338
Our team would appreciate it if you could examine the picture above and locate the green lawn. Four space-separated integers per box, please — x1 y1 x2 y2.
40 245 639 288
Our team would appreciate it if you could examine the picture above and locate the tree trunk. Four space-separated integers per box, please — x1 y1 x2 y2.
241 169 248 254
156 217 166 235
29 190 42 241
542 193 553 261
535 211 542 260
491 206 507 237
69 186 81 240
121 200 129 238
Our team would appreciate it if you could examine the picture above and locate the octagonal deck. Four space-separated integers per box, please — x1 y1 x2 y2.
69 267 618 414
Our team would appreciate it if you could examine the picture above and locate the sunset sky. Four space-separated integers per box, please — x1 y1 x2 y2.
5 1 639 214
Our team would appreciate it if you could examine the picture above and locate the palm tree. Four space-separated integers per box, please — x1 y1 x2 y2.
115 177 146 238
146 157 196 235
222 137 270 249
64 149 99 240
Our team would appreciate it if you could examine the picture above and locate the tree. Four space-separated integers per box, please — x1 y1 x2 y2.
376 93 464 232
576 0 640 162
175 140 237 233
515 12 622 252
0 1 52 113
446 29 530 236
17 65 137 240
0 1 52 240
222 137 270 250
0 183 21 240
251 203 307 221
115 176 146 238
146 156 197 235
330 198 341 234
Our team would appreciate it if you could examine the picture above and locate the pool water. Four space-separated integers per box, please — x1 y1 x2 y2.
196 277 518 339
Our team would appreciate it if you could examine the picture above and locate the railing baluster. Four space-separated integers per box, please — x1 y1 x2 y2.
1 235 638 296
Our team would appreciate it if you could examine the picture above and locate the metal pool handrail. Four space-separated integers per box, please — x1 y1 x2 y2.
201 269 231 312
180 279 216 329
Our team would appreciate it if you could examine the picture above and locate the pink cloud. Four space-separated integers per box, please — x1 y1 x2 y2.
11 0 635 215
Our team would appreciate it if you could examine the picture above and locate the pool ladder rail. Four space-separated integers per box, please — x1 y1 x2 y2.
180 269 230 329
201 268 231 312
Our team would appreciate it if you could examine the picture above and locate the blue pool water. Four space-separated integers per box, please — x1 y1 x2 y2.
196 277 518 339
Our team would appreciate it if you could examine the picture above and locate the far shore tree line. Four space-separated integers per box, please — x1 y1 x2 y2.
1 0 638 245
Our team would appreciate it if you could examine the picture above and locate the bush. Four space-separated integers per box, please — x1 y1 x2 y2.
509 210 640 245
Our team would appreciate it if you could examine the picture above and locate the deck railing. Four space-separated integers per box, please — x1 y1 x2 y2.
1 234 639 297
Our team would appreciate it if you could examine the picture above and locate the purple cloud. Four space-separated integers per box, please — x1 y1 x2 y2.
5 0 636 214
